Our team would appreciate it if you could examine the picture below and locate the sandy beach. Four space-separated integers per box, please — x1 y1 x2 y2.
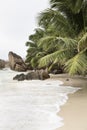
50 74 87 130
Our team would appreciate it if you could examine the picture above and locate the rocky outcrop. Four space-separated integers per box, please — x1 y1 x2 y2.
8 51 28 71
0 59 5 69
5 61 10 68
13 70 50 81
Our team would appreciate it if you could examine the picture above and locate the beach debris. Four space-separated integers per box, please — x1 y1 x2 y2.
66 78 69 81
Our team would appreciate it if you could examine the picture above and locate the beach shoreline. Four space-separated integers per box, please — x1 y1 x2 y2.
50 74 87 130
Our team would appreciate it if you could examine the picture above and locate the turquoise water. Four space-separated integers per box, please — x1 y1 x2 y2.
0 69 79 130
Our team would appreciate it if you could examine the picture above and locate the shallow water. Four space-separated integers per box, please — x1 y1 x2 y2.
0 69 79 130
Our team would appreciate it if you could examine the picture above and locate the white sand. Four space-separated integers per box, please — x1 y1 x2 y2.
50 74 87 130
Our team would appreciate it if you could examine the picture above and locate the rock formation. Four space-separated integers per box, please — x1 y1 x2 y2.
0 59 5 69
8 51 28 71
13 70 50 81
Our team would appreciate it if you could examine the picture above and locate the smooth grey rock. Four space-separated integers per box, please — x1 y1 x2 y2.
0 59 5 69
8 51 28 71
13 70 50 81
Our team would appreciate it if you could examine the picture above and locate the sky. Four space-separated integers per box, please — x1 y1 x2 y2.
0 0 49 60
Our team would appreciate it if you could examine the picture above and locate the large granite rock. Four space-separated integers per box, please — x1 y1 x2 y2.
13 70 50 81
8 51 28 71
0 59 5 69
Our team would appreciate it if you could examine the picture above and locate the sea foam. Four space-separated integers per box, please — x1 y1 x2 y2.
0 69 79 130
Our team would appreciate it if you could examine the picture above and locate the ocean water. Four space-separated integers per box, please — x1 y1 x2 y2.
0 69 79 130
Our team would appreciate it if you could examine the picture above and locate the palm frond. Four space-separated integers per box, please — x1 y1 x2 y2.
78 33 87 52
38 36 77 51
67 0 83 13
50 0 86 35
26 47 38 53
29 28 44 43
50 0 66 9
30 57 39 69
50 0 83 13
38 36 57 52
65 48 87 75
38 48 73 68
25 41 36 47
38 8 74 36
57 37 77 49
38 8 54 28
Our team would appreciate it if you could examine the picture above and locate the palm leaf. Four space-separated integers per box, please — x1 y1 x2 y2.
38 36 57 52
57 37 77 49
38 9 54 28
50 0 66 9
25 41 36 47
78 33 87 52
38 48 73 68
38 8 73 35
50 0 83 13
65 48 87 75
29 28 44 43
38 36 77 51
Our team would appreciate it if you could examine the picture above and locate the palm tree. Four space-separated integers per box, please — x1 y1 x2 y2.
38 0 87 36
65 33 87 75
38 8 76 38
50 0 87 33
38 36 78 71
25 28 46 69
26 0 87 75
38 32 87 75
37 0 87 74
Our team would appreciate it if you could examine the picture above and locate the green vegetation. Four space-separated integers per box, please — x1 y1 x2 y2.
26 0 87 75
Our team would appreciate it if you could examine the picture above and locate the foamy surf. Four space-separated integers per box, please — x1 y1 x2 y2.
0 69 79 130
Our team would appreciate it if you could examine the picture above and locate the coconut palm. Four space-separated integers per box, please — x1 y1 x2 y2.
50 0 87 31
38 0 87 36
38 9 76 38
38 36 78 70
38 32 87 75
25 28 47 69
37 0 87 74
65 33 87 75
26 0 87 75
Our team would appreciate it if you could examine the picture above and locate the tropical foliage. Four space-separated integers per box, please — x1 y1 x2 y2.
26 0 87 75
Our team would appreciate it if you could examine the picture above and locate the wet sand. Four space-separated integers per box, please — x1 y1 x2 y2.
50 74 87 130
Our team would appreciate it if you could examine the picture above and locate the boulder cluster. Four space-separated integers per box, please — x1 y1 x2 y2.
13 70 50 81
0 51 50 80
